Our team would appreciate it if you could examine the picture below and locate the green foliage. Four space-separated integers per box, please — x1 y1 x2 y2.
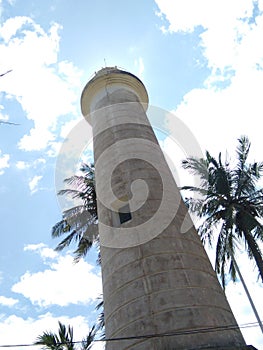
182 136 263 287
35 321 96 350
52 163 98 262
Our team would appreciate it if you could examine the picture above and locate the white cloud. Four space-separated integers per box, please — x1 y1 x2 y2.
0 313 103 350
0 17 82 152
0 295 18 306
155 0 254 33
16 159 47 193
46 141 63 157
20 129 55 152
24 243 58 260
155 0 263 157
58 61 82 87
24 242 46 251
12 245 102 307
0 150 10 175
16 158 46 170
134 57 144 78
1 248 103 347
171 68 263 157
0 104 9 121
28 175 42 194
15 160 28 169
155 0 263 72
59 117 82 139
0 16 29 42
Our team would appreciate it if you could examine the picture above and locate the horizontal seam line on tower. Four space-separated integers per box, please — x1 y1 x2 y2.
103 266 219 293
102 252 213 282
105 287 231 323
108 306 241 339
101 238 207 266
105 276 221 305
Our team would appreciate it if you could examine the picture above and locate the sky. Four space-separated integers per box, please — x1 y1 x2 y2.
0 0 263 349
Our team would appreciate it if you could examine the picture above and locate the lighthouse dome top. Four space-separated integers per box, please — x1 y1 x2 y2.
80 66 149 119
94 66 121 77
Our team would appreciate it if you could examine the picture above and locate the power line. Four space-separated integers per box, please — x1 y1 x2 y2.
0 120 19 125
0 69 12 77
0 320 260 348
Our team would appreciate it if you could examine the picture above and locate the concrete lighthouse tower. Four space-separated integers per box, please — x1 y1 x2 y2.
81 67 251 349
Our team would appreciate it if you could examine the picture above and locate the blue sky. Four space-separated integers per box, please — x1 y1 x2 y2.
0 0 263 348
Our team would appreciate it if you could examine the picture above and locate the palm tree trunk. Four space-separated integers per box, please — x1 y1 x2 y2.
230 252 263 334
243 230 263 283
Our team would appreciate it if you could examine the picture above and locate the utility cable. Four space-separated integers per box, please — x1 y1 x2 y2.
0 320 261 348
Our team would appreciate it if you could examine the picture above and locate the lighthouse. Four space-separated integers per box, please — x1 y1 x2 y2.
81 67 250 349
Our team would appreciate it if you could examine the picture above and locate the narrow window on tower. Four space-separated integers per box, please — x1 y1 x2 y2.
118 203 132 224
111 196 132 227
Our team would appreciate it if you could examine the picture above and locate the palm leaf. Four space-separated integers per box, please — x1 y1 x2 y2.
51 163 98 260
81 325 96 350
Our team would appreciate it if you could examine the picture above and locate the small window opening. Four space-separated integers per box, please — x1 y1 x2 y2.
119 204 132 224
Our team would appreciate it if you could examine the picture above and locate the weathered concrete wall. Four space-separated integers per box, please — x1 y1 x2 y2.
81 68 248 349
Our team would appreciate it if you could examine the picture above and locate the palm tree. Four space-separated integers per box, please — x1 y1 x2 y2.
52 164 104 333
35 321 96 350
95 295 105 339
35 321 74 350
181 136 263 287
52 163 98 262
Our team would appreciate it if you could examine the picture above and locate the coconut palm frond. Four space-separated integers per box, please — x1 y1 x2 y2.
51 163 98 261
